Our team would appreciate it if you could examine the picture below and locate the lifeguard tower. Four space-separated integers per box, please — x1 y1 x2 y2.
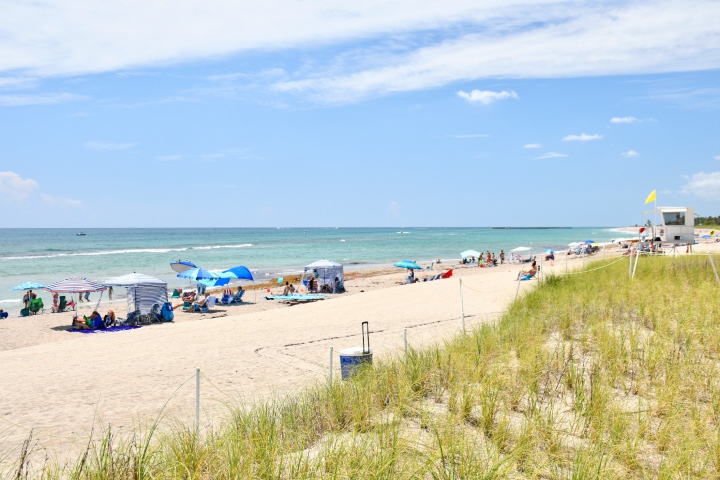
646 206 695 244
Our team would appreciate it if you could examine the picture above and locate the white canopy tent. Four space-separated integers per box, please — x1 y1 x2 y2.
104 273 168 315
509 246 533 263
302 260 344 290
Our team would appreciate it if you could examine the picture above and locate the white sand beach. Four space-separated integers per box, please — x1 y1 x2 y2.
1 245 719 463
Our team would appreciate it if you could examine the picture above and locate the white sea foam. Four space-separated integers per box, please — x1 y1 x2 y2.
1 244 254 261
193 244 253 250
0 299 21 304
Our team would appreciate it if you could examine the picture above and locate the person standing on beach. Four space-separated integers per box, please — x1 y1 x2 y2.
83 291 90 302
500 250 505 264
108 286 113 301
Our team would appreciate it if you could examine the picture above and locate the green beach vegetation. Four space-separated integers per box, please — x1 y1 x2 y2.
6 254 720 478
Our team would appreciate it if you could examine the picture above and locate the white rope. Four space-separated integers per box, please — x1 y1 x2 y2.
560 255 628 275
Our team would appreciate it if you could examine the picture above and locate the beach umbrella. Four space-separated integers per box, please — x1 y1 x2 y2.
176 268 219 282
171 261 197 273
220 266 254 281
460 250 481 259
701 235 712 239
393 260 423 270
198 277 230 287
10 282 47 291
584 240 595 244
544 249 555 254
45 277 106 293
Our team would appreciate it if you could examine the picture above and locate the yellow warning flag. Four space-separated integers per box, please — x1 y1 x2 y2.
644 189 656 204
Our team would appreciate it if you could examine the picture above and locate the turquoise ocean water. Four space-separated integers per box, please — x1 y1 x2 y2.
0 227 619 313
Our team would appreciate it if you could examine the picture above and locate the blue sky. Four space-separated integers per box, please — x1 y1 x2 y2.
1 0 719 228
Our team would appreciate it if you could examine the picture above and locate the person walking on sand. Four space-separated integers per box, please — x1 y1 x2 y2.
108 286 113 301
500 250 505 264
83 291 90 302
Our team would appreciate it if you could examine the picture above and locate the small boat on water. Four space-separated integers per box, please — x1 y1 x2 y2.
76 232 86 236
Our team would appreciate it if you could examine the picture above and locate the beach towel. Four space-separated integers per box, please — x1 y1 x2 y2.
67 325 142 334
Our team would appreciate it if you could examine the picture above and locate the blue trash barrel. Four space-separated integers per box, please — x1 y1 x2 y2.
339 347 373 379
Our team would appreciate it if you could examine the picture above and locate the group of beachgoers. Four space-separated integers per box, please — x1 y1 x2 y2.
461 250 506 267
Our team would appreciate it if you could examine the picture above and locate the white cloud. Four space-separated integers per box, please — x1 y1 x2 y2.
457 89 518 105
446 134 489 138
84 141 136 151
622 150 640 157
40 193 83 208
200 149 259 161
535 152 568 160
524 143 541 148
610 116 640 124
0 171 39 203
680 172 720 200
158 155 183 161
0 93 87 106
0 77 38 90
0 1 716 104
272 1 720 102
563 133 603 142
714 155 720 160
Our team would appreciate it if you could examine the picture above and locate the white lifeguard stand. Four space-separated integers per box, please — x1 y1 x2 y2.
645 206 695 244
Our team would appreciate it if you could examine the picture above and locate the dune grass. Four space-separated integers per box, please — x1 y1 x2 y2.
6 254 720 478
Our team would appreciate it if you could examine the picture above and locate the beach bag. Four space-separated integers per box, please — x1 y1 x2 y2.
161 302 174 321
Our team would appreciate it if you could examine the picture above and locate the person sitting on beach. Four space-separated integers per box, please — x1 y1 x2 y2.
104 310 116 327
436 258 442 264
282 282 291 295
181 290 196 303
193 295 210 310
73 311 103 329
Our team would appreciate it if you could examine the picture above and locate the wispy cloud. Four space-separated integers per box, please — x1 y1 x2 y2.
0 171 39 203
457 89 518 105
680 172 720 200
610 116 640 124
445 134 490 138
714 155 720 160
40 193 83 208
563 133 602 142
0 93 87 107
200 148 260 161
535 152 568 160
158 155 183 161
622 150 640 157
84 141 136 151
524 143 542 148
0 77 38 90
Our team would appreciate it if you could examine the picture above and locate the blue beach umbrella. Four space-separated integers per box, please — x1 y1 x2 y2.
176 268 219 282
11 282 47 291
544 249 555 254
584 240 595 244
220 266 254 281
393 260 423 270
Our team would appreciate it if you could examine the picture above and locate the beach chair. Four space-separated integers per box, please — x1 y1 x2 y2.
29 298 44 315
232 290 245 303
218 293 234 305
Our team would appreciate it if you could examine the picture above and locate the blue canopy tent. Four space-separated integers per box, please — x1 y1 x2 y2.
219 266 256 301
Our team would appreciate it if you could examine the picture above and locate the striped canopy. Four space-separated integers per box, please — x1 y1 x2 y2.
45 277 107 293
